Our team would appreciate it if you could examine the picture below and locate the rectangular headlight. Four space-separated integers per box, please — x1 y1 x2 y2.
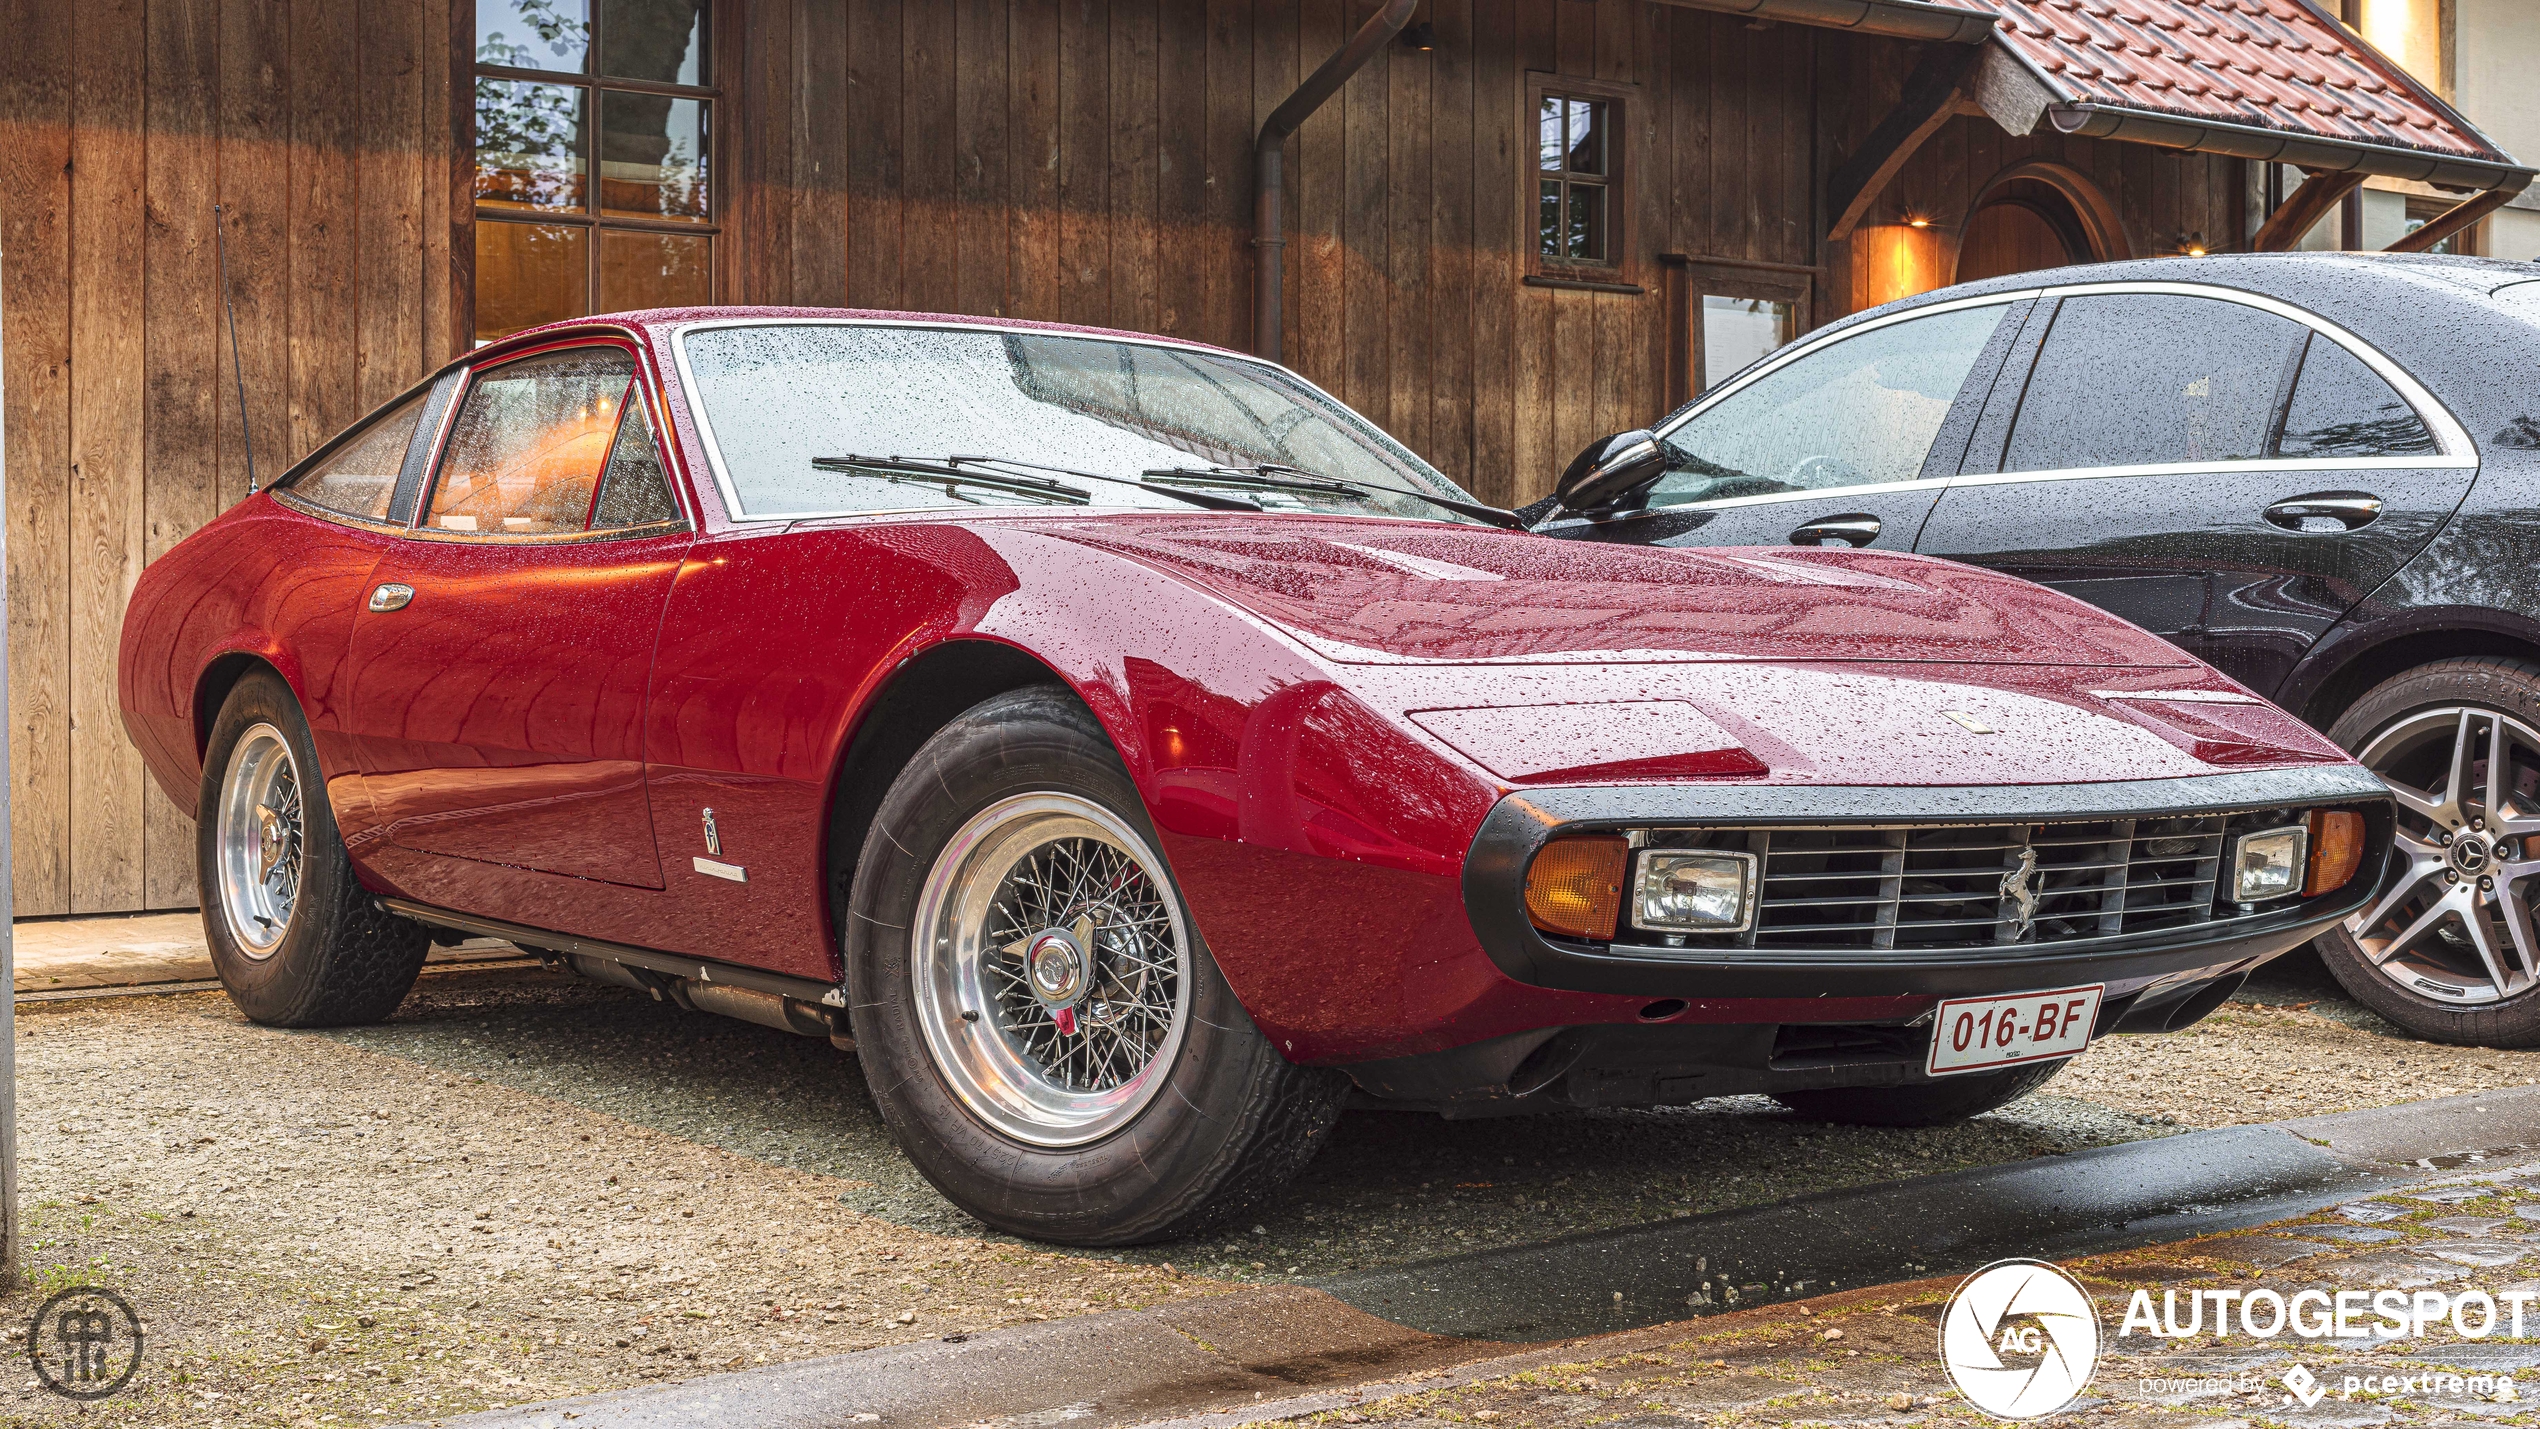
2231 823 2310 902
1631 850 1756 933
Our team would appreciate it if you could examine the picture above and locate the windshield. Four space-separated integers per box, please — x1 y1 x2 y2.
678 322 1484 522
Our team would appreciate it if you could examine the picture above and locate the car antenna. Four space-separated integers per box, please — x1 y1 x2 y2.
213 203 259 494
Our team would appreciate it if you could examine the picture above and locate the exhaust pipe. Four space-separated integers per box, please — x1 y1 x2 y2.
563 953 848 1047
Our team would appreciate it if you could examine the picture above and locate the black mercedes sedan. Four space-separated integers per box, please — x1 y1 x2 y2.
1532 253 2540 1049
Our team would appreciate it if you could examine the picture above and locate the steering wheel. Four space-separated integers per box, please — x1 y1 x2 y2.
1786 454 1865 489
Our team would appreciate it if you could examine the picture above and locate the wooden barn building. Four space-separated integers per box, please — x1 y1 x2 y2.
0 0 2522 916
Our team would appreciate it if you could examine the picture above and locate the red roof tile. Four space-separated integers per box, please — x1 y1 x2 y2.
1934 0 2508 164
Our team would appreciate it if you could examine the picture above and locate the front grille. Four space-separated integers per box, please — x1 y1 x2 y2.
1647 817 2232 952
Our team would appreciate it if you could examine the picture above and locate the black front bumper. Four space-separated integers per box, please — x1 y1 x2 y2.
1460 766 2395 1000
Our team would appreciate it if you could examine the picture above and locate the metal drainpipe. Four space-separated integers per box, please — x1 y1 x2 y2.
1254 0 1419 363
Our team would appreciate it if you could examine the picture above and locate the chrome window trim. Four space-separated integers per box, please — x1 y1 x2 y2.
668 315 1475 524
1644 280 2474 518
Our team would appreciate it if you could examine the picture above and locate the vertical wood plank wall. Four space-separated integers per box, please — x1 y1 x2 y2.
0 0 2243 918
736 0 2244 511
0 0 458 916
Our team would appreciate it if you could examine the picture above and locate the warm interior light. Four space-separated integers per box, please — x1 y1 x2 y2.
1858 222 1947 307
2306 809 2366 897
1904 214 1933 229
1525 836 1628 941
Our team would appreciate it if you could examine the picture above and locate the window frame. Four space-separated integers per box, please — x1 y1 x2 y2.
1657 254 1816 407
405 336 693 545
1646 280 2473 516
1523 72 1636 285
468 1 724 346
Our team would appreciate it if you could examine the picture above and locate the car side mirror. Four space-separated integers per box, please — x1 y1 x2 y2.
1554 429 1668 516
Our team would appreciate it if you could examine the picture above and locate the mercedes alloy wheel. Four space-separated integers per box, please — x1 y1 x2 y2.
2317 658 2540 1046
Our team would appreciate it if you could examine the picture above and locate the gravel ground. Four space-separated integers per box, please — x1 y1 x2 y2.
1302 1160 2540 1429
0 946 2529 1427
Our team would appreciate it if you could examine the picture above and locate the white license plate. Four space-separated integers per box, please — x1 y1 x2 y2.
1926 984 2103 1076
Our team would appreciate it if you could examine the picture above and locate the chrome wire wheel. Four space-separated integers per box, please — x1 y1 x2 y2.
910 792 1192 1148
213 722 306 959
2346 705 2540 1005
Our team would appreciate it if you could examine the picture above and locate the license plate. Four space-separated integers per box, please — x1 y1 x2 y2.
1926 984 2103 1076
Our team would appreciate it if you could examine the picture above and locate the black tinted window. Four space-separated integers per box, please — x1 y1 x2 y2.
2003 294 2303 472
2275 333 2437 458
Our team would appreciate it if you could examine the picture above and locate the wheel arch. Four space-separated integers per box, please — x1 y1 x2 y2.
818 638 1089 961
2290 611 2540 736
193 648 303 761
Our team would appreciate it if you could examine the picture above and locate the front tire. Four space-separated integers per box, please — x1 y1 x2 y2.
199 669 428 1026
846 685 1347 1245
2313 658 2540 1047
1771 1060 2067 1127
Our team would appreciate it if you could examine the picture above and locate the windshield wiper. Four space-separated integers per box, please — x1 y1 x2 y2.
1145 463 1527 531
811 454 1090 506
938 454 1263 513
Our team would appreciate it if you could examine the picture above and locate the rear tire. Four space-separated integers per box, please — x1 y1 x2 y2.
1771 1060 2067 1127
199 669 428 1027
2312 657 2540 1047
846 685 1348 1246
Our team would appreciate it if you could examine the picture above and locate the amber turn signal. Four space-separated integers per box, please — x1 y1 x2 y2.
1525 836 1628 941
2306 809 2365 897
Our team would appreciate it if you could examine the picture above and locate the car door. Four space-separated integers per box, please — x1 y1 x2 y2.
342 341 693 889
1538 296 2033 552
1917 287 2478 697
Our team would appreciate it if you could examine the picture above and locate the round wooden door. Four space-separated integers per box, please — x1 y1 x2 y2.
1954 199 2076 283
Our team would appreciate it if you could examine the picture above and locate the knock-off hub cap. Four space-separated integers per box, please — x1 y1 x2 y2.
1027 927 1088 1005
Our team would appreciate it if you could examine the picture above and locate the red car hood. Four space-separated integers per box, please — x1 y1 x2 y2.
1035 516 2197 667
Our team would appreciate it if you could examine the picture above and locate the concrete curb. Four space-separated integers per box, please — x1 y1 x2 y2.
423 1086 2540 1429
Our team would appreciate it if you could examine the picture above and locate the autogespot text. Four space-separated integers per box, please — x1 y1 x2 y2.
2119 1286 2540 1340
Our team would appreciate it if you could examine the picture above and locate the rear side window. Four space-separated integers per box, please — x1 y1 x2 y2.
428 348 638 534
1646 302 2008 507
288 390 428 521
2004 294 2304 472
2274 333 2438 458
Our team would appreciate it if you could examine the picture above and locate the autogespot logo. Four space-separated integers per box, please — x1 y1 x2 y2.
1940 1259 2102 1419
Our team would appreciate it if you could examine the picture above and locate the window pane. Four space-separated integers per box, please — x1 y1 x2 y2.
592 399 682 526
1567 181 1606 262
600 0 707 84
290 391 428 522
431 351 636 534
477 79 588 212
680 325 1473 520
2004 294 2303 472
1538 97 1563 171
1650 303 2008 506
1701 296 1795 391
477 221 591 341
600 229 711 311
2276 333 2437 458
1566 99 1605 177
479 0 589 72
1538 180 1562 259
599 93 708 221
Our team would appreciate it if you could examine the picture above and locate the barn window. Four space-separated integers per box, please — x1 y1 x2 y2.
1524 74 1634 282
474 0 718 343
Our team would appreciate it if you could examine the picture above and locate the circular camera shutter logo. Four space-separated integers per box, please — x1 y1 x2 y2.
1939 1259 2100 1419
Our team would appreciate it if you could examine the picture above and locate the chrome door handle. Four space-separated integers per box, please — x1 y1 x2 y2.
1789 515 1881 547
2264 492 2383 533
368 583 415 613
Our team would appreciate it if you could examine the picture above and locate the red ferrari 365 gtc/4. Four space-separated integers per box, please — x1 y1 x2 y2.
120 308 2390 1244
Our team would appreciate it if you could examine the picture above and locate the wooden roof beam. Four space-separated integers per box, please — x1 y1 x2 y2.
2248 169 2367 252
2386 175 2533 253
1826 43 1988 243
